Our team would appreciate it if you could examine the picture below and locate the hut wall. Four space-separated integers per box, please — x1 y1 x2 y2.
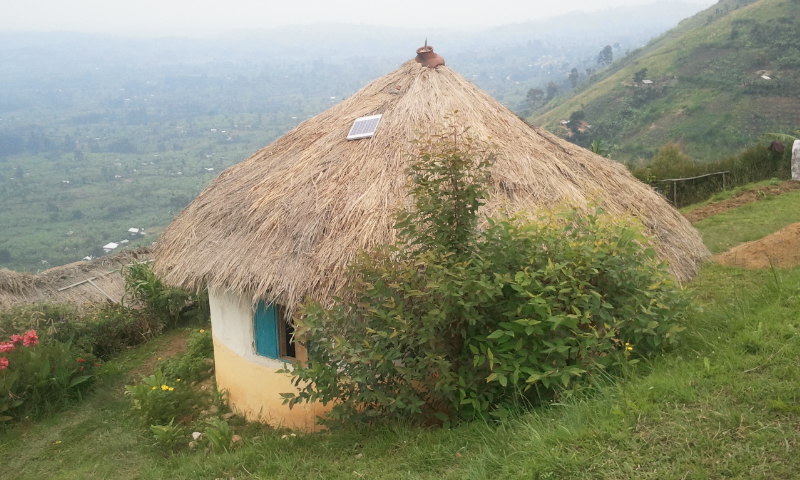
208 288 325 430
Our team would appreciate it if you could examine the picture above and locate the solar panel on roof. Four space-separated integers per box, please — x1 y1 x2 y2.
347 114 382 140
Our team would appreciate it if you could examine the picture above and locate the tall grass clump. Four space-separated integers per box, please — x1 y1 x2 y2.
285 126 688 426
124 262 209 328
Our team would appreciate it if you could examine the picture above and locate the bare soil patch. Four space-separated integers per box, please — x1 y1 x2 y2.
684 181 800 223
714 222 800 269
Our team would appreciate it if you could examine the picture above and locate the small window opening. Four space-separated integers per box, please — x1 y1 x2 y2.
254 301 297 360
280 313 296 359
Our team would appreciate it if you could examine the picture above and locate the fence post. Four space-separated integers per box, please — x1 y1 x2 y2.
793 140 800 181
673 180 677 205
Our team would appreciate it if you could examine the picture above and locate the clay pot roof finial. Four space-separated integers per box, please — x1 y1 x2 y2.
415 39 445 68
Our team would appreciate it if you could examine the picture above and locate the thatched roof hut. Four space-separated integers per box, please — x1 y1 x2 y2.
153 46 709 429
154 51 708 308
0 248 150 310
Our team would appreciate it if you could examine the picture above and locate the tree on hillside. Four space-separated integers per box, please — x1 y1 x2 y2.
636 143 699 181
568 68 579 88
634 68 648 84
569 110 586 129
597 45 613 67
545 81 559 100
526 88 544 109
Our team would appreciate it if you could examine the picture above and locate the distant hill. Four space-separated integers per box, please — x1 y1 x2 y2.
531 0 800 163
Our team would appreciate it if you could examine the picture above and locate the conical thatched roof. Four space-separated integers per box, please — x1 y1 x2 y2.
0 247 150 310
154 56 709 308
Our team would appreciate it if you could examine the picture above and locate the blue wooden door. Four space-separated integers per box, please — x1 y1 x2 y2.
254 301 279 358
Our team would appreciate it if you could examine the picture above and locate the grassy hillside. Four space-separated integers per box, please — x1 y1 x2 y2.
1 187 799 478
532 0 800 163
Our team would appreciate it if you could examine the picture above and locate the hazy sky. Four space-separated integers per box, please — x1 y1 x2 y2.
3 0 717 36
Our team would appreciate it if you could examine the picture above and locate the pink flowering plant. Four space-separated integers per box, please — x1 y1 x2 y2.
0 329 97 424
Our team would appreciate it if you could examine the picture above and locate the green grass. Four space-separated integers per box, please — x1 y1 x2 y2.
2 196 800 478
694 188 800 253
680 178 781 215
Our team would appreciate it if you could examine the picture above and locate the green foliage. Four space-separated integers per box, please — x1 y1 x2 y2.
636 143 699 181
150 419 186 452
393 127 494 256
633 140 792 207
79 304 166 358
124 328 233 455
0 303 166 360
0 269 209 426
123 261 209 327
203 417 235 453
590 139 612 157
158 328 214 383
124 369 195 426
285 128 687 425
0 303 80 339
597 45 613 67
0 330 96 423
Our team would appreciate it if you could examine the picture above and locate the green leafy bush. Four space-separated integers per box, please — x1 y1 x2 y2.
0 303 166 360
285 126 688 425
0 304 81 343
0 329 96 423
203 416 235 453
159 328 214 383
150 419 186 452
123 262 209 328
124 369 195 426
83 304 165 358
125 329 217 439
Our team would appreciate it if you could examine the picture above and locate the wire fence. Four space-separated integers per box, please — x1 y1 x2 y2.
653 171 729 206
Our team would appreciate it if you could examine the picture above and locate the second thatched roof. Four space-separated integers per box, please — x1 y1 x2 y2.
154 54 709 308
0 247 150 310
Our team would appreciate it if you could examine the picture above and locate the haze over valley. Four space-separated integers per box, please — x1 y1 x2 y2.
0 1 760 272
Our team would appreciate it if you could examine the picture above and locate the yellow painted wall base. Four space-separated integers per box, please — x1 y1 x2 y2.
212 337 328 431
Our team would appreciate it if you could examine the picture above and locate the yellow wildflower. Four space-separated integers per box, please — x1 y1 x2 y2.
151 386 157 390
625 342 634 352
168 386 174 392
176 378 181 382
199 329 206 334
161 384 169 391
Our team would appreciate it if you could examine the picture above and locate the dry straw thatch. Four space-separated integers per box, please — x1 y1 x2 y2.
0 248 150 310
154 57 709 308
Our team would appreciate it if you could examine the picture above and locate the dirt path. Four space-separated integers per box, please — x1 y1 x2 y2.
129 329 189 377
683 181 800 223
684 180 800 269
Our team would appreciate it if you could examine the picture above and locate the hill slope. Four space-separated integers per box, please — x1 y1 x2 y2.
532 0 800 163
